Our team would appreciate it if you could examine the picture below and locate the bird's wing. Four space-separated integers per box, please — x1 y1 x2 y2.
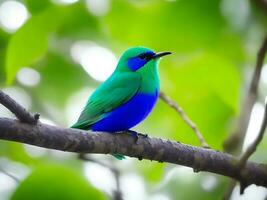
71 72 141 129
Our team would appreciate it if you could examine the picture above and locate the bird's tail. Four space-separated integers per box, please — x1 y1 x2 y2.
71 122 91 130
112 154 125 160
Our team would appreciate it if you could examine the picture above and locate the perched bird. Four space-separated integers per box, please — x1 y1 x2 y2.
71 47 171 159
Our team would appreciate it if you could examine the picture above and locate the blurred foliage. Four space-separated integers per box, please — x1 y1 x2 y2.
161 170 228 200
33 52 93 109
6 3 99 84
0 0 267 199
10 164 106 200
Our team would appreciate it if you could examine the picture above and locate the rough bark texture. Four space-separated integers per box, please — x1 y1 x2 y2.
0 117 267 187
0 91 39 124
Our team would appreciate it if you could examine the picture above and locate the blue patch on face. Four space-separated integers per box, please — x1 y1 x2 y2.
128 57 147 71
127 51 155 71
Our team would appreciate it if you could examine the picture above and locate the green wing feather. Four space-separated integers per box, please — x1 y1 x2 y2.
71 72 141 129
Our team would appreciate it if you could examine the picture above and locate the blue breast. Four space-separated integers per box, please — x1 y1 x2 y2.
91 91 158 132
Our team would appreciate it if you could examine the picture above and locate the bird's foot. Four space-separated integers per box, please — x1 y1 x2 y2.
127 130 148 143
137 132 148 138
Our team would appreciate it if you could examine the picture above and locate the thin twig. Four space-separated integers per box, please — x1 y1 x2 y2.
253 0 267 11
223 36 267 199
238 102 267 167
79 154 123 200
159 91 209 148
224 36 267 153
0 166 20 183
237 101 267 194
0 90 39 124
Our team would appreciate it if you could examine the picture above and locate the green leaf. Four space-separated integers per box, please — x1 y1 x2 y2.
32 52 94 109
137 160 165 183
168 53 240 111
104 0 244 62
0 29 9 86
5 2 99 85
24 0 51 14
11 164 107 200
55 3 99 39
5 6 66 84
0 141 34 164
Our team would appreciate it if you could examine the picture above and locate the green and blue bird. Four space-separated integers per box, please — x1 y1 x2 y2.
71 47 171 159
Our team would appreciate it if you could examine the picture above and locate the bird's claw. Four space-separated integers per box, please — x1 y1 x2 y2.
127 130 148 143
138 133 148 138
127 130 138 143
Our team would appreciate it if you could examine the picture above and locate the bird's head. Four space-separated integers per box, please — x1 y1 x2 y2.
116 47 171 72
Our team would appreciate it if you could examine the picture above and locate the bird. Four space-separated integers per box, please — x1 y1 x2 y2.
71 46 171 159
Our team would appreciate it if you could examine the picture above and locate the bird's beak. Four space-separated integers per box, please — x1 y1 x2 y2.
152 51 172 59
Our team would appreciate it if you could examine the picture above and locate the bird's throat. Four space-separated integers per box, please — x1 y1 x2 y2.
138 61 160 94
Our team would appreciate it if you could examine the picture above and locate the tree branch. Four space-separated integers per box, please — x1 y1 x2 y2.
159 91 209 148
224 36 267 153
252 0 267 13
238 102 267 168
0 166 20 183
0 90 39 124
0 118 267 188
223 35 267 199
236 101 267 193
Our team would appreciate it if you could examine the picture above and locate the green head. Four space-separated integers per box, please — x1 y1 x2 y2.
116 47 171 73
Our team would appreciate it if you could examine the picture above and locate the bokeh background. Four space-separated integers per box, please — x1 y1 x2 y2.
0 0 267 199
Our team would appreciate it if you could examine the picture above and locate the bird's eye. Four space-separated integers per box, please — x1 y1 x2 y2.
139 54 146 59
139 54 150 60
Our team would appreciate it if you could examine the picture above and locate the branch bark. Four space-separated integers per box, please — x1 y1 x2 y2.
0 118 267 188
0 90 39 124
